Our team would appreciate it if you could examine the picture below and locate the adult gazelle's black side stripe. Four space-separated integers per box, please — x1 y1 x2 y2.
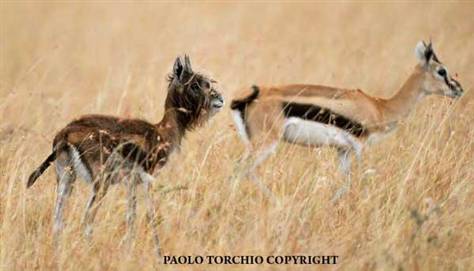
281 102 368 137
230 85 260 138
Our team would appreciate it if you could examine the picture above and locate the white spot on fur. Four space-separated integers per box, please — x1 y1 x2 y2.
283 117 362 154
210 98 224 116
415 41 428 65
138 168 155 183
69 145 93 183
231 110 250 145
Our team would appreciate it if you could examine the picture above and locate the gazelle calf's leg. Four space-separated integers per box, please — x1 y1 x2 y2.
82 193 97 239
82 187 97 239
124 176 138 246
82 157 117 239
140 170 162 258
82 179 110 239
53 154 76 240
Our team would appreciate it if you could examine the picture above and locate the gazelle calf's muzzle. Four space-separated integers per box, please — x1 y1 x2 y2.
210 90 225 110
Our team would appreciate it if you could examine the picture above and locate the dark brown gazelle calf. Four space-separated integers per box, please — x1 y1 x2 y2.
27 56 224 256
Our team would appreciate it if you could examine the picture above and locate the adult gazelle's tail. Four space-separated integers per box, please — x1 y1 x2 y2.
230 85 260 141
230 85 259 111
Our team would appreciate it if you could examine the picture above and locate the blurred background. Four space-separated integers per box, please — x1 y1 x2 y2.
2 3 473 122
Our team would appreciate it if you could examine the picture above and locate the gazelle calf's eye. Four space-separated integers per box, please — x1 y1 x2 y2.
192 82 201 90
437 68 447 77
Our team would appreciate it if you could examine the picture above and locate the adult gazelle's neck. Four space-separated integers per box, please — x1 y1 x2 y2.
381 66 427 123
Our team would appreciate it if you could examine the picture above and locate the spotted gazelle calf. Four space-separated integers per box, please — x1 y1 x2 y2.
27 56 224 256
231 41 464 202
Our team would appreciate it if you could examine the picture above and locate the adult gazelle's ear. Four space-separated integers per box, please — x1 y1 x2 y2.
415 40 435 66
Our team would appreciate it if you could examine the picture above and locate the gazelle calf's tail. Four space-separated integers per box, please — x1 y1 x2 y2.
27 151 56 188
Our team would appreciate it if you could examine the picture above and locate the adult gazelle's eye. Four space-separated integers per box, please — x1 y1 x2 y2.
437 68 447 77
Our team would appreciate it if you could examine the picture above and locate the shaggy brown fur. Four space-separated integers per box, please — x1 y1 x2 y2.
27 55 224 257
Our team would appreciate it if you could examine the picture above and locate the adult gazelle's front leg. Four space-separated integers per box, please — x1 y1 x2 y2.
331 137 363 203
331 148 353 203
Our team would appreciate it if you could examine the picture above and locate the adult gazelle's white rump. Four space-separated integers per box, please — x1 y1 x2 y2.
230 41 464 201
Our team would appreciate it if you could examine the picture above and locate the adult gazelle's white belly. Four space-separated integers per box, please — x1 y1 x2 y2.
282 117 362 154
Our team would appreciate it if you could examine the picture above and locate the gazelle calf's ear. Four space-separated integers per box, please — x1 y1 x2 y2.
415 40 434 66
172 55 193 82
184 55 193 74
173 56 184 80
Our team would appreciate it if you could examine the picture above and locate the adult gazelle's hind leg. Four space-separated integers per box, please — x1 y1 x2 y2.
247 142 279 201
139 170 162 258
235 140 280 204
231 104 283 203
53 150 76 241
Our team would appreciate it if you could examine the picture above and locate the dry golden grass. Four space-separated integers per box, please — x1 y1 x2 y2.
1 2 473 270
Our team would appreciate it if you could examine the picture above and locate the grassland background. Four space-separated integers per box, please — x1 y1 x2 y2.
1 2 473 271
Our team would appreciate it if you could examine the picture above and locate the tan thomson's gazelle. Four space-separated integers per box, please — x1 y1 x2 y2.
230 41 463 201
27 56 224 256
